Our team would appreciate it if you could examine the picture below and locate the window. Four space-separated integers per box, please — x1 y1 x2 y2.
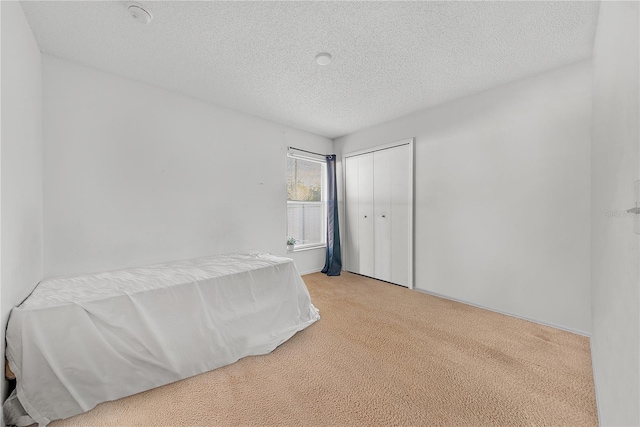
287 154 326 249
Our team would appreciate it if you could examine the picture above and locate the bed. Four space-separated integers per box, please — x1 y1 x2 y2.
3 252 319 426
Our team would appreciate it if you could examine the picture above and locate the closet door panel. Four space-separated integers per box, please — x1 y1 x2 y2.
389 144 411 287
358 153 375 277
344 140 412 287
344 156 360 273
373 150 391 282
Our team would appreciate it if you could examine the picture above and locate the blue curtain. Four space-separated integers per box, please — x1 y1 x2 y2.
322 155 342 276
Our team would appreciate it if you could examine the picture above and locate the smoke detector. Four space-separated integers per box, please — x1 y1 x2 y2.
127 3 152 24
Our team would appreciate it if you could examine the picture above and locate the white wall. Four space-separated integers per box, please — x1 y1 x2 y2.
0 0 44 407
590 2 639 425
42 56 331 278
335 61 592 334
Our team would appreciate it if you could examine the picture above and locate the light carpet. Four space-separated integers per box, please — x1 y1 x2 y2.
51 272 597 426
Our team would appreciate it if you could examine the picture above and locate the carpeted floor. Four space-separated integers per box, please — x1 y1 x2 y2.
51 272 597 426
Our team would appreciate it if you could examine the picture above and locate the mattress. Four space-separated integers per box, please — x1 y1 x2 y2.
3 252 319 426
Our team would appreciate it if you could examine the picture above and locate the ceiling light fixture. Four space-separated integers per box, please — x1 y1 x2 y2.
127 2 153 24
315 53 332 66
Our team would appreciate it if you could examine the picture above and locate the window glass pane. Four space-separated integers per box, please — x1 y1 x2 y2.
287 155 326 247
287 202 324 246
287 157 322 202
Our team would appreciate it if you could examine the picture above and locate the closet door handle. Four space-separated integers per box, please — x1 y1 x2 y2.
381 215 386 218
364 215 368 218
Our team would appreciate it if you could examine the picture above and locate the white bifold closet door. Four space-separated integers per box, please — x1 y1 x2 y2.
345 153 374 277
344 141 413 288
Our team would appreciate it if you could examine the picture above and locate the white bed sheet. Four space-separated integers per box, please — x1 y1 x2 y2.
3 252 319 426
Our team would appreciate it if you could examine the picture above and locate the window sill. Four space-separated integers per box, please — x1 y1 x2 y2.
291 245 325 253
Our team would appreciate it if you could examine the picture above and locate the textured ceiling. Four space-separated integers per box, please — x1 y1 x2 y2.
20 1 599 138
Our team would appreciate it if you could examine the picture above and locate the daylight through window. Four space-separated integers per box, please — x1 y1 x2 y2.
287 155 326 249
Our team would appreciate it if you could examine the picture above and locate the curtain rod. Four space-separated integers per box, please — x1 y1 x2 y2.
287 146 327 157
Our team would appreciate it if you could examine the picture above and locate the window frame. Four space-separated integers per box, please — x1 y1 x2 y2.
286 153 327 251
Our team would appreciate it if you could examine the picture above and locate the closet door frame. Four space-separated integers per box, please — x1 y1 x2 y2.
342 138 414 289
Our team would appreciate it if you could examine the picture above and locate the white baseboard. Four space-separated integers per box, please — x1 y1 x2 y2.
299 268 323 276
413 287 591 337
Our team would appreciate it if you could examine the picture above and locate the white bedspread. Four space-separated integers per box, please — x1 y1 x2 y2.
3 252 319 426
